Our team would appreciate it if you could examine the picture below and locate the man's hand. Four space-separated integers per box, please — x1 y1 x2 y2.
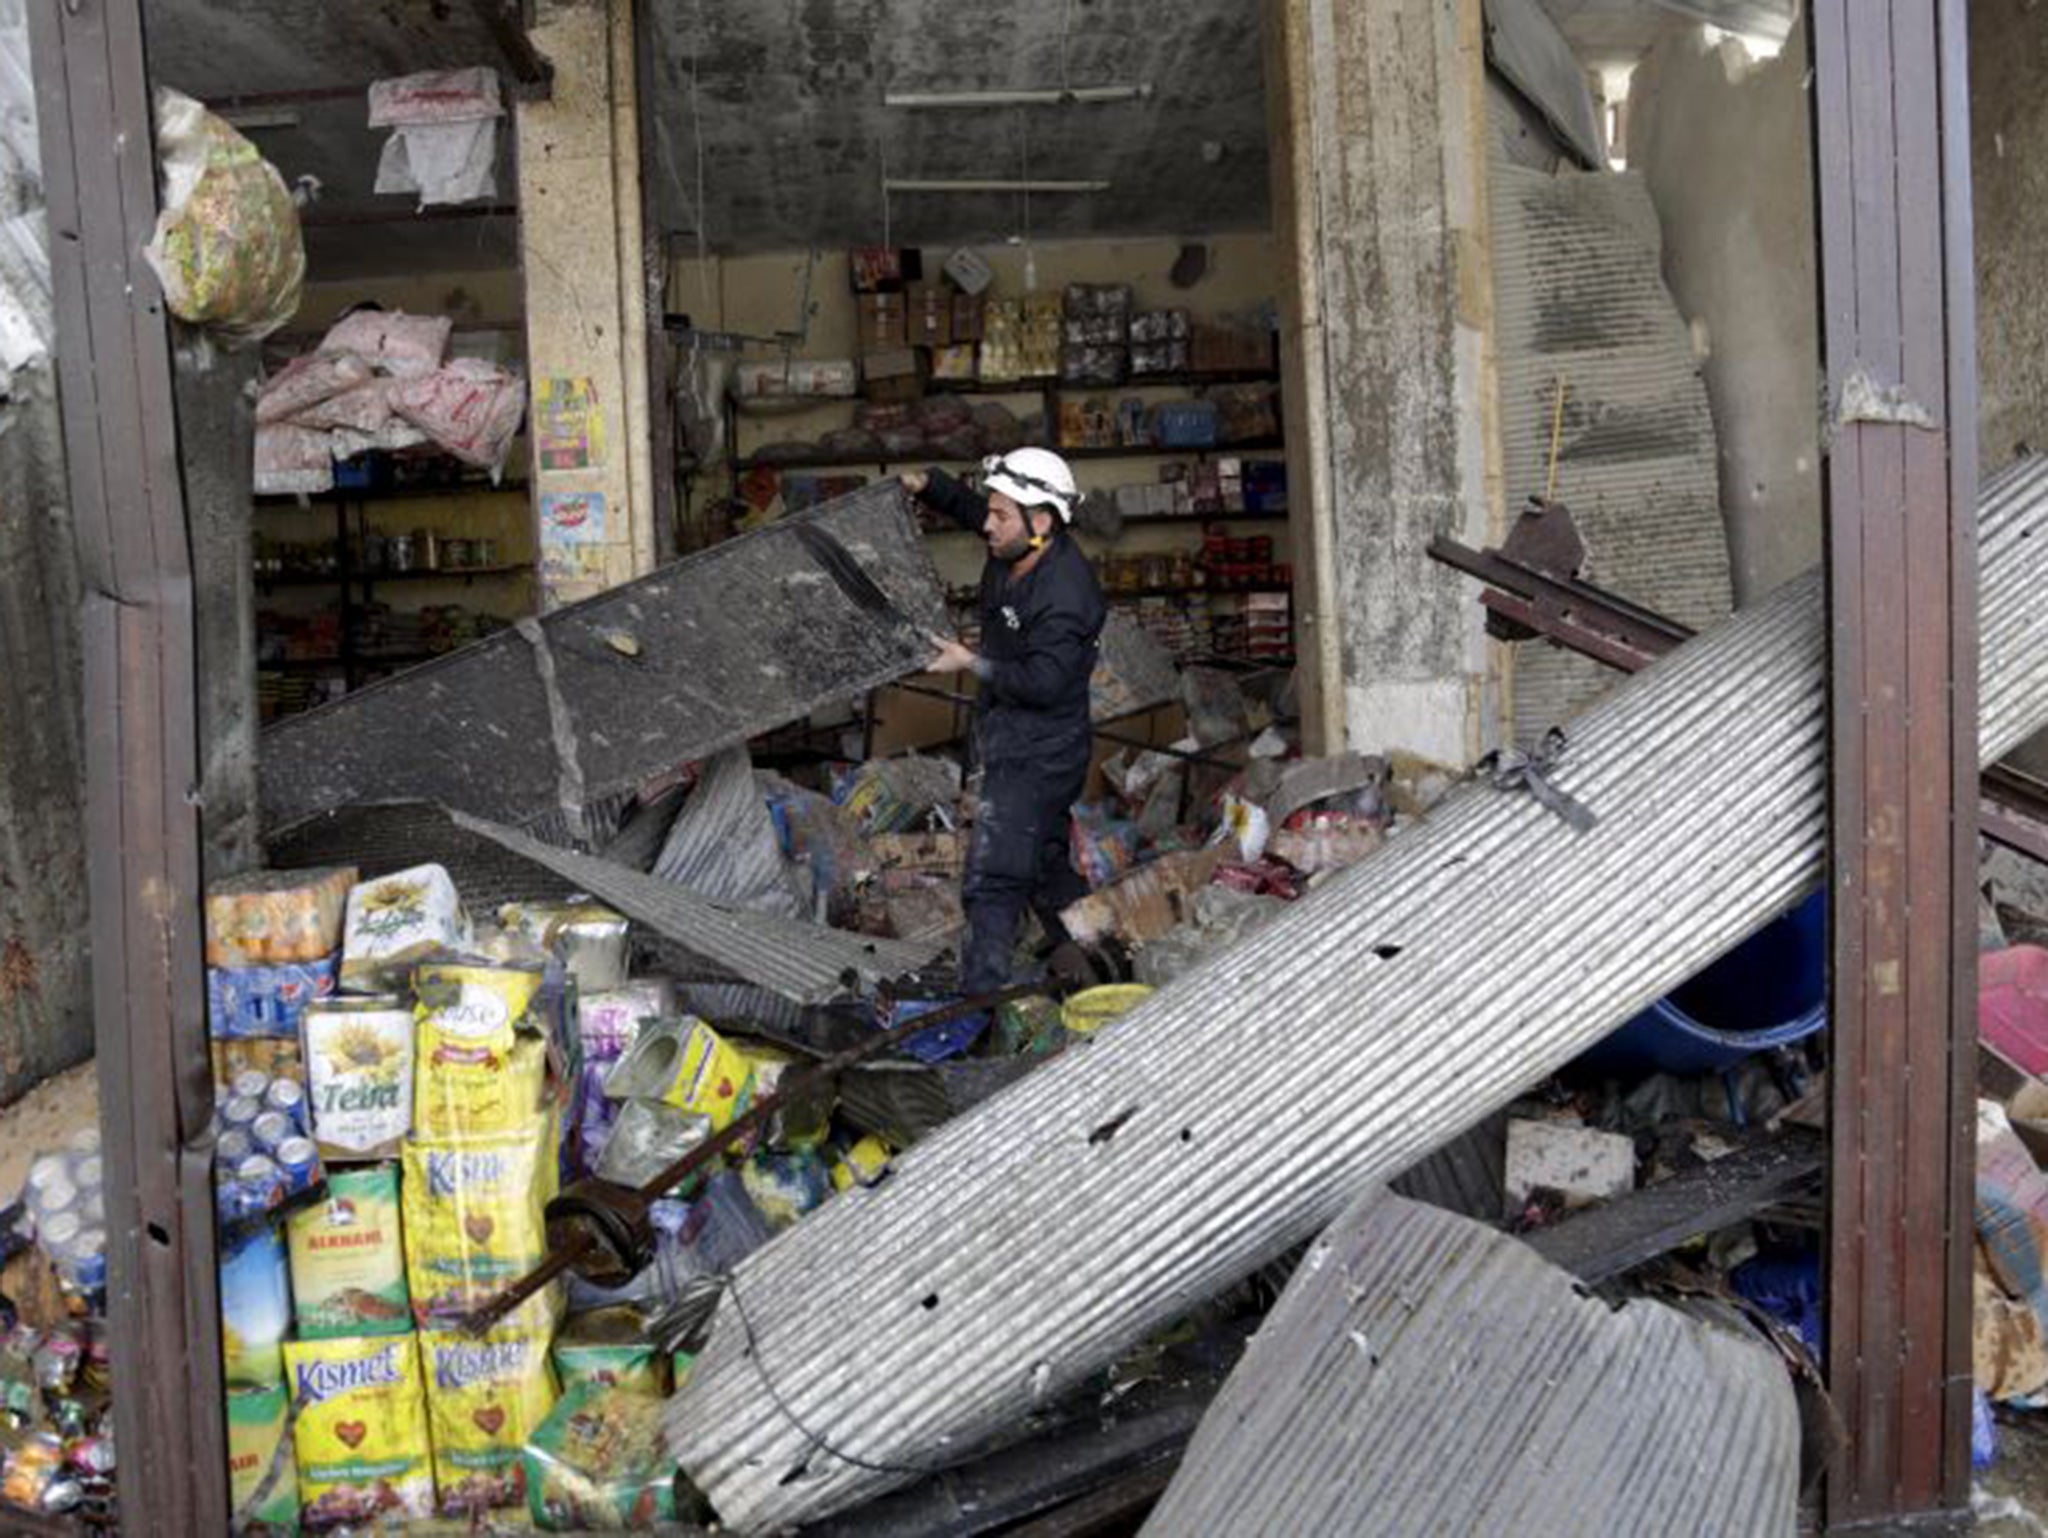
928 632 978 675
899 470 929 497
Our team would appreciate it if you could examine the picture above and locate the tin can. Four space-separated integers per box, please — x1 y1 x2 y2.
26 1156 71 1202
264 1078 306 1125
234 1154 279 1186
38 1212 81 1253
79 1193 104 1226
275 1137 318 1186
69 1236 106 1296
66 1128 98 1155
443 537 473 569
386 533 416 573
216 1129 254 1167
250 1111 292 1153
72 1156 101 1191
32 1182 75 1222
221 1094 263 1127
231 1069 270 1101
218 1180 272 1227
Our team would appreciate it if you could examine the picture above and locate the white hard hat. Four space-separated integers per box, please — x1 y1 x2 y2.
982 447 1080 524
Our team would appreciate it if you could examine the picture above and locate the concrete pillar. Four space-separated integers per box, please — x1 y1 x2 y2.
1266 0 1505 768
175 340 260 878
516 0 657 609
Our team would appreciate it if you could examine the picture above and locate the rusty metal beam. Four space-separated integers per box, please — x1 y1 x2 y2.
27 1 228 1532
1810 0 1979 1522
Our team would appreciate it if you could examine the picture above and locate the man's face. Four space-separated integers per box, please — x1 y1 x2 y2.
983 491 1049 562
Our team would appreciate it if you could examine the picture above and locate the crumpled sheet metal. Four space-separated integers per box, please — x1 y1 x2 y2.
453 812 943 1006
664 458 2048 1532
258 483 946 836
651 747 804 918
1141 1188 1800 1536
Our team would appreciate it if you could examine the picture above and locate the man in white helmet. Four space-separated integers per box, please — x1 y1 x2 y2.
902 448 1106 998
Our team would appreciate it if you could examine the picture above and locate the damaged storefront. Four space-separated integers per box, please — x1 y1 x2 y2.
3 0 2046 1534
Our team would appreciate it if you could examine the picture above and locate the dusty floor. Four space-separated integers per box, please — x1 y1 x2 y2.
1979 1409 2048 1535
0 1061 97 1199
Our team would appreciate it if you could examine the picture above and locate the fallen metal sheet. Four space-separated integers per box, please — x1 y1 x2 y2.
652 747 804 917
265 801 584 912
1141 1189 1801 1535
1089 610 1181 722
258 482 947 836
1491 159 1734 741
660 456 2048 1532
1387 1114 1507 1224
1484 0 1604 168
1524 1128 1825 1285
454 811 943 1005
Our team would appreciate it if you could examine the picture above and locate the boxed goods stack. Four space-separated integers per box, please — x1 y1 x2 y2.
979 299 1024 383
1061 283 1131 386
1022 293 1063 377
1130 308 1191 376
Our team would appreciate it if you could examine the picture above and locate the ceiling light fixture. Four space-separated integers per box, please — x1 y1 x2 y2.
882 84 1151 110
884 178 1109 195
215 106 302 131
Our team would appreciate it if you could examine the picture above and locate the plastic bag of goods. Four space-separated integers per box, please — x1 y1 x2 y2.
339 864 467 990
391 358 527 474
521 1380 687 1531
317 308 452 379
419 1327 558 1514
500 901 631 995
401 1113 558 1327
550 1307 663 1398
142 89 304 346
255 351 374 425
290 378 399 435
283 1333 435 1526
253 424 334 497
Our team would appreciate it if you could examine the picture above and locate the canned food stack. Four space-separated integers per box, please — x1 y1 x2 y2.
23 1135 108 1301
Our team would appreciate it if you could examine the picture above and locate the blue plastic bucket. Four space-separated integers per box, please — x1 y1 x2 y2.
1575 892 1827 1078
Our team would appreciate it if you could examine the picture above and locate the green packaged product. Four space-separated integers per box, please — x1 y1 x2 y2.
226 1382 299 1534
522 1380 681 1531
551 1307 661 1398
286 1164 410 1338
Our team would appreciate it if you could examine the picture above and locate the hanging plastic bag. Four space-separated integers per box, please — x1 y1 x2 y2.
142 89 303 346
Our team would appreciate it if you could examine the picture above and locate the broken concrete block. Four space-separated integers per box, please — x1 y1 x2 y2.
1505 1118 1636 1210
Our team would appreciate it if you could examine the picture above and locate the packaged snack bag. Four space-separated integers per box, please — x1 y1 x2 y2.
226 1382 299 1532
413 963 548 1139
283 1333 433 1528
401 1113 557 1326
521 1380 682 1531
420 1326 559 1512
550 1307 662 1398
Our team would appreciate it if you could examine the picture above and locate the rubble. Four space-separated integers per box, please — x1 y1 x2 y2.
657 455 2048 1530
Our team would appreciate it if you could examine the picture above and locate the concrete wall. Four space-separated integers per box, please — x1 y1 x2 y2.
1974 0 2048 472
517 0 655 608
1628 27 1820 607
0 363 91 1100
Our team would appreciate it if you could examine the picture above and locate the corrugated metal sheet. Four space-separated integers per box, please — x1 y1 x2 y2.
650 747 803 917
660 457 2048 1533
1388 1114 1507 1223
453 811 942 1005
1485 0 1604 168
259 482 947 836
264 801 583 913
1490 160 1734 741
1142 1188 1800 1535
